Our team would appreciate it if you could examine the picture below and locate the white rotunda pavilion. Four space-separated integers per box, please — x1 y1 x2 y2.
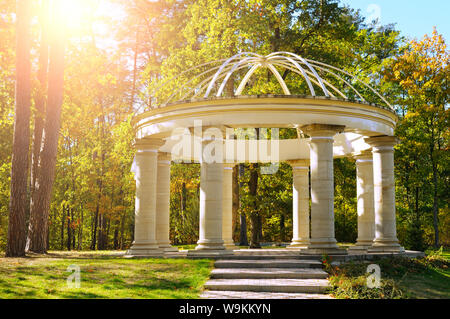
126 52 405 257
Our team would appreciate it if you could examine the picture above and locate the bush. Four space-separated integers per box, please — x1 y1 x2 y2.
329 275 405 299
404 219 426 251
324 254 450 299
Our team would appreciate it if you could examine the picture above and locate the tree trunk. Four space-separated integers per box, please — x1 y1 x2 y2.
432 159 440 248
77 203 83 250
60 206 65 250
120 212 126 250
429 125 440 248
249 162 260 248
27 1 66 253
6 0 33 257
249 214 260 248
113 218 120 250
30 0 49 199
97 213 103 250
97 212 108 250
66 207 71 251
257 214 263 243
232 165 240 242
280 213 285 243
91 207 98 250
238 164 248 246
181 182 187 213
71 209 75 250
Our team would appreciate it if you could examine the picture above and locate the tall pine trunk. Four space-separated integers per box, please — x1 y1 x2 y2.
6 0 32 257
27 2 65 253
30 0 49 199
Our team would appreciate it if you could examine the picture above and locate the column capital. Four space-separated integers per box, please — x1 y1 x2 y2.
364 135 399 148
157 152 172 164
134 138 165 151
287 159 310 169
300 124 345 137
353 149 373 161
223 163 236 169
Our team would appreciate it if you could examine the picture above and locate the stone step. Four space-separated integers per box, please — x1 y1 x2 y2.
210 268 328 279
204 278 329 294
233 249 301 255
201 290 334 299
224 254 321 260
214 259 322 268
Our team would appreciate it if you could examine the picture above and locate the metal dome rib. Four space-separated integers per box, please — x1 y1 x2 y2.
146 51 393 111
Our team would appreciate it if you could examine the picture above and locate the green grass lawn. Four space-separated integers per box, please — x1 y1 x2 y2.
0 251 213 299
325 248 450 299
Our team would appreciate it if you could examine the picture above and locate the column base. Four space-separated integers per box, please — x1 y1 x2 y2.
125 242 164 257
367 239 405 253
348 240 374 252
287 239 310 250
300 247 348 255
223 240 236 250
302 238 347 255
195 239 226 251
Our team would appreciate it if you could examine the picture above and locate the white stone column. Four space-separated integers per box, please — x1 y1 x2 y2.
287 160 310 249
301 124 346 254
365 136 404 253
222 163 235 249
349 150 375 252
155 152 178 252
194 129 226 251
126 139 164 257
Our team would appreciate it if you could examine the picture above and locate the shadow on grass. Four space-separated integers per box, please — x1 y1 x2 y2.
60 291 104 299
397 267 450 299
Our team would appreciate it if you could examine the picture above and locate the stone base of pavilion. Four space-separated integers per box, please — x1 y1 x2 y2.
123 248 424 262
158 245 179 252
124 246 164 258
186 249 235 259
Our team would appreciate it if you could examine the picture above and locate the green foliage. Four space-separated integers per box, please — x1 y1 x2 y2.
169 163 200 244
384 29 449 248
334 158 357 243
404 218 426 251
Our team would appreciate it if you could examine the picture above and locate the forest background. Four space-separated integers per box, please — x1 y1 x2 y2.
0 0 448 255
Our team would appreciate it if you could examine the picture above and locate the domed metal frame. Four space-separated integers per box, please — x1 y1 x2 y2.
146 51 393 111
